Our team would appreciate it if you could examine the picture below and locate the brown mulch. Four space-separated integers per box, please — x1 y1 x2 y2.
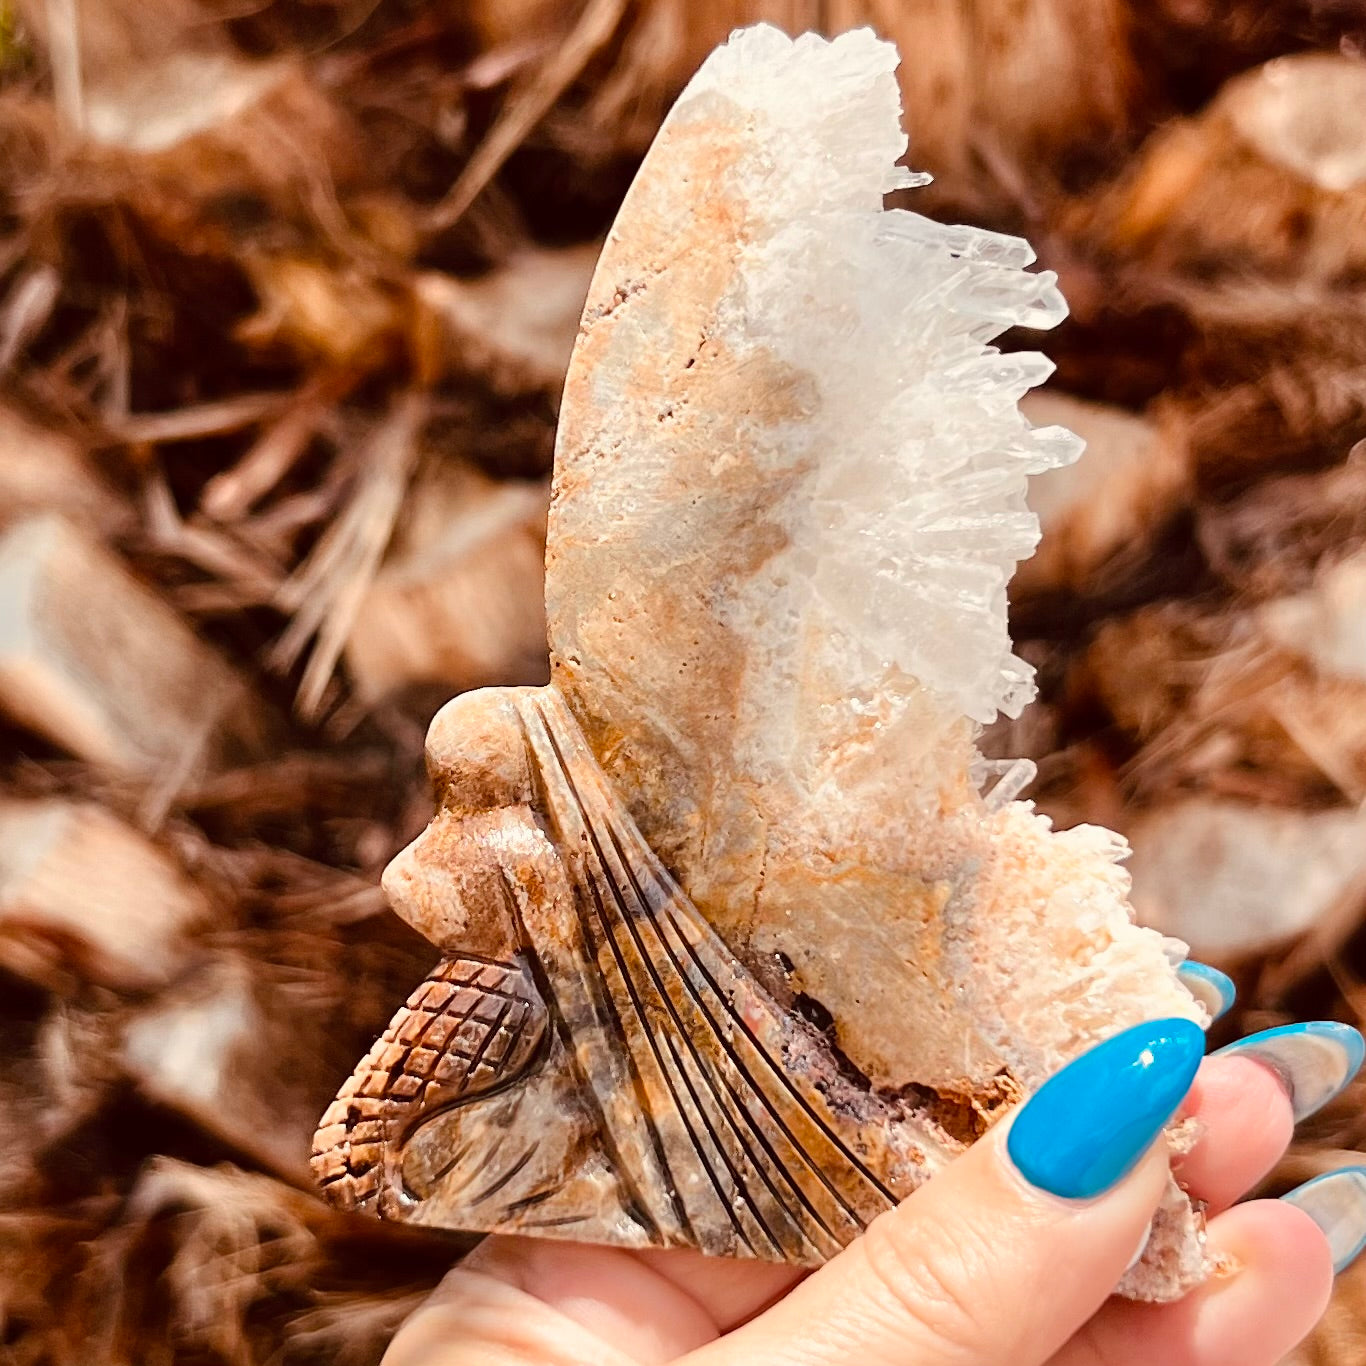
3 2 1366 1361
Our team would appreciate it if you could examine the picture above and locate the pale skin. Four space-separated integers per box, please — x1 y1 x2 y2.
383 1055 1332 1366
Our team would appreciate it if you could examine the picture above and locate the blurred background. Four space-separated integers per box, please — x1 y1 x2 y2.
2 1 1366 1361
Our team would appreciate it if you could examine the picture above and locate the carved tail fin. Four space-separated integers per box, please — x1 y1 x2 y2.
516 688 962 1262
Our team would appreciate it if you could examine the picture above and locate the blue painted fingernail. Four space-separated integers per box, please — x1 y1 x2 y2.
1007 1018 1205 1200
1213 1022 1364 1122
1176 962 1236 1022
1282 1167 1366 1274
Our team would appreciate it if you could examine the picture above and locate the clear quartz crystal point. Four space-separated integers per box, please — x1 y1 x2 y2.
974 757 1039 811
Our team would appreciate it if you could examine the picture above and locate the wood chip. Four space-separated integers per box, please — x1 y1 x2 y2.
0 406 128 534
1017 391 1188 596
1073 52 1366 280
1126 798 1366 961
0 798 209 989
410 246 595 394
345 462 548 702
120 956 306 1178
0 514 264 776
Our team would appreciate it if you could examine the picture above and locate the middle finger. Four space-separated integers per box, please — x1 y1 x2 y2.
1172 1054 1295 1214
1176 1020 1364 1214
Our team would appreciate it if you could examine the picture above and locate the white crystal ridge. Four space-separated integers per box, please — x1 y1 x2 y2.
684 24 1081 726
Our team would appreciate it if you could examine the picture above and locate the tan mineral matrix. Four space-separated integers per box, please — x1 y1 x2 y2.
313 25 1209 1301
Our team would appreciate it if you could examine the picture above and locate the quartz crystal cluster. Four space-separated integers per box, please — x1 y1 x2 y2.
313 24 1211 1303
677 26 1080 727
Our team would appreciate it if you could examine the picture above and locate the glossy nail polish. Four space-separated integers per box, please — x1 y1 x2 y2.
1176 962 1236 1022
1213 1022 1364 1122
1282 1168 1366 1274
1007 1018 1205 1201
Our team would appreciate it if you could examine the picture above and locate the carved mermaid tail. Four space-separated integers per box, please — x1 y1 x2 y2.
312 687 961 1260
310 955 549 1216
518 689 966 1258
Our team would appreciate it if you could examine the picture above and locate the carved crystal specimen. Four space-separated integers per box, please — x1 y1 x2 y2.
313 25 1208 1301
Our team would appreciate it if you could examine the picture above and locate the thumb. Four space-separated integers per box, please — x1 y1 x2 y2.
684 1018 1205 1366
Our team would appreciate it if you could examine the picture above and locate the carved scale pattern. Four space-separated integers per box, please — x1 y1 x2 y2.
311 955 546 1213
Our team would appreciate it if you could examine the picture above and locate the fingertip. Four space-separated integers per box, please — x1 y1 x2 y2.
1187 1054 1295 1143
1176 1055 1295 1212
1211 1199 1336 1325
1281 1166 1366 1275
458 1236 722 1360
1069 1199 1335 1366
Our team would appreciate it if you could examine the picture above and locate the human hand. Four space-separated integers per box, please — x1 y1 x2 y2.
383 995 1366 1366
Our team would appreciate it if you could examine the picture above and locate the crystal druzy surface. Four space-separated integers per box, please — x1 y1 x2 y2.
313 25 1209 1302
